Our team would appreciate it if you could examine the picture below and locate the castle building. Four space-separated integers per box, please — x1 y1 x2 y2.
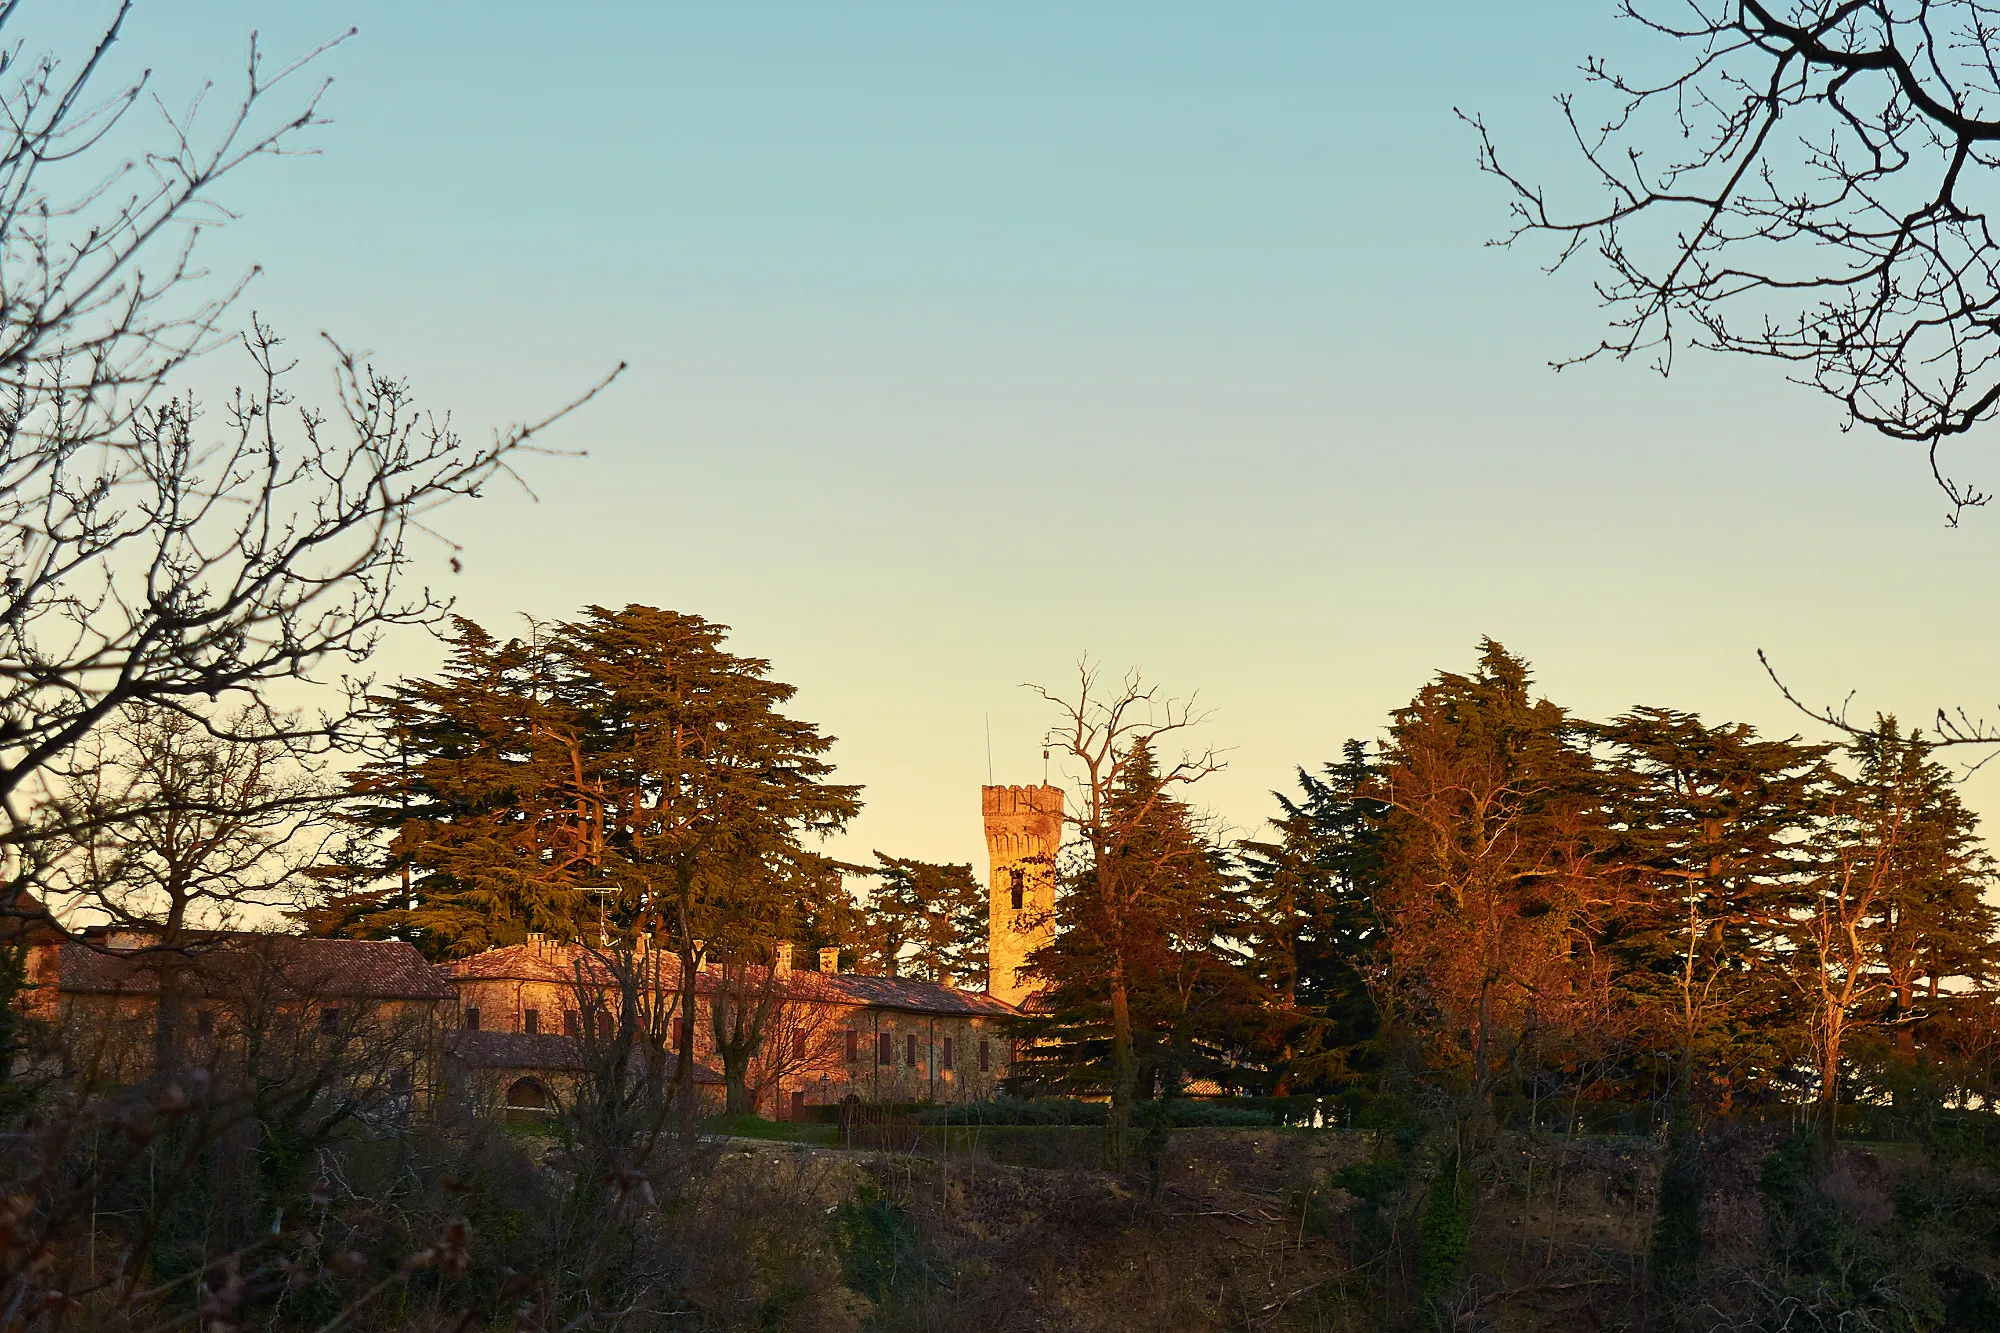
983 784 1063 1008
11 783 1066 1119
439 938 1015 1119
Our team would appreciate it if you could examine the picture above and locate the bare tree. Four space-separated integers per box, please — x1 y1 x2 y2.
745 977 846 1116
566 937 686 1133
0 5 619 919
705 945 801 1117
36 703 328 1072
1789 818 1899 1148
40 705 324 934
1028 660 1222 1172
1471 1 2000 522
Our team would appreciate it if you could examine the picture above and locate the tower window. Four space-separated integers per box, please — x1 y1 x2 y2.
1008 868 1024 911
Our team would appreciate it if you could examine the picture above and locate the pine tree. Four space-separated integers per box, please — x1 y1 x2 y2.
1016 744 1273 1112
318 618 600 955
1238 739 1388 1093
322 605 862 1126
1596 708 1833 1294
861 853 987 986
1595 708 1834 1109
1846 719 1998 1110
1782 718 2000 1139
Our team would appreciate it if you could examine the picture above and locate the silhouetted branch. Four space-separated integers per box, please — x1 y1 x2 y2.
1474 1 2000 523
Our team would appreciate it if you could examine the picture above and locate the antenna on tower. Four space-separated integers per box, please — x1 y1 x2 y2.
1043 747 1050 785
985 713 994 785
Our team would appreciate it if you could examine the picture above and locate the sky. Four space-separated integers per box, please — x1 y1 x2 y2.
62 1 2000 870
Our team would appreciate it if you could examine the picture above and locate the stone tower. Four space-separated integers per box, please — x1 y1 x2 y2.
983 784 1063 1008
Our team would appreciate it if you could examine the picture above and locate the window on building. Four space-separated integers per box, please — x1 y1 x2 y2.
564 1010 580 1037
979 1038 990 1072
390 1067 411 1094
846 1029 859 1062
1008 867 1024 911
196 1010 214 1038
878 1032 893 1066
524 1008 540 1035
793 1033 806 1061
320 1007 341 1035
464 1007 481 1031
673 1016 687 1047
942 1037 953 1070
906 1033 917 1066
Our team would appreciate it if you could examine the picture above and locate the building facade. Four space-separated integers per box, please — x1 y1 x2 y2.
32 932 454 1107
439 938 1017 1118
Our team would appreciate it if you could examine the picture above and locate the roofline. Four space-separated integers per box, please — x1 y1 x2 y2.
442 962 1020 1018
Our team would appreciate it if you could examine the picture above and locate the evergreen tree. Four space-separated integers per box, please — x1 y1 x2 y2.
1016 744 1273 1109
1772 718 2000 1141
1375 640 1610 1109
1595 708 1832 1292
1238 739 1388 1092
1595 708 1834 1108
322 605 862 1126
861 853 987 986
1844 718 1999 1110
316 618 600 955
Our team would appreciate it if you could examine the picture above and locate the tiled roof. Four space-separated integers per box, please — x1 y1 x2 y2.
59 935 455 1002
443 1029 723 1083
441 942 1018 1018
440 942 623 985
805 972 1019 1017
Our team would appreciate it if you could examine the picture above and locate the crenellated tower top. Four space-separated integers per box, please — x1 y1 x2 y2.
983 783 1063 1007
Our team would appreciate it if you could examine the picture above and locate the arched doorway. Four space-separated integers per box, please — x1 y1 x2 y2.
504 1077 550 1123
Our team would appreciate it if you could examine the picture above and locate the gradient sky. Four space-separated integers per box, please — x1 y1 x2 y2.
79 2 2000 869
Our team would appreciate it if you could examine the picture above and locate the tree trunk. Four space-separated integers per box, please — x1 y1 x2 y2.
154 903 190 1079
153 963 186 1079
675 885 698 1139
1648 1060 1702 1312
1817 1023 1842 1151
723 1054 754 1116
1107 964 1134 1173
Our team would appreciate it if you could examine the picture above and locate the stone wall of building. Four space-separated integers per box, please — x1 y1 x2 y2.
447 970 1012 1118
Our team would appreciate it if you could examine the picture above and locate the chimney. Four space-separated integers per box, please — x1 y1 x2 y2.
819 947 840 974
774 940 793 972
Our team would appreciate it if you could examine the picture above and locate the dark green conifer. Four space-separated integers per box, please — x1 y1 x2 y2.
1238 738 1388 1093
